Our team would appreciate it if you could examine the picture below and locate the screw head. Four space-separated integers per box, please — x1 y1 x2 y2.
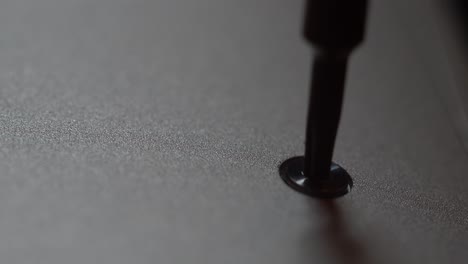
279 156 353 198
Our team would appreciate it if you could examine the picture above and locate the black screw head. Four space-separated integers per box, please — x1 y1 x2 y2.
279 156 353 198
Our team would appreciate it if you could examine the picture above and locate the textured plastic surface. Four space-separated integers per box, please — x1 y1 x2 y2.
0 0 467 263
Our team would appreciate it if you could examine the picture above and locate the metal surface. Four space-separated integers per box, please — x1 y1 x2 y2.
0 0 467 263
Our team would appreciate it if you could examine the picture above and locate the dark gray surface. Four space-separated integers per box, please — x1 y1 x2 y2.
0 0 467 263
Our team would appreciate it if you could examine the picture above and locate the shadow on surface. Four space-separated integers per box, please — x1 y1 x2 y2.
305 200 371 264
319 201 367 264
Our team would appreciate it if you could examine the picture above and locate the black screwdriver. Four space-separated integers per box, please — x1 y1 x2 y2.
280 0 368 198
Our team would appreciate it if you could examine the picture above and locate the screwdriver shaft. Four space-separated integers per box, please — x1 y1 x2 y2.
304 53 348 179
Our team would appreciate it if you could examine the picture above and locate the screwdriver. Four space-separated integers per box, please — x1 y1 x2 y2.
280 0 368 198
